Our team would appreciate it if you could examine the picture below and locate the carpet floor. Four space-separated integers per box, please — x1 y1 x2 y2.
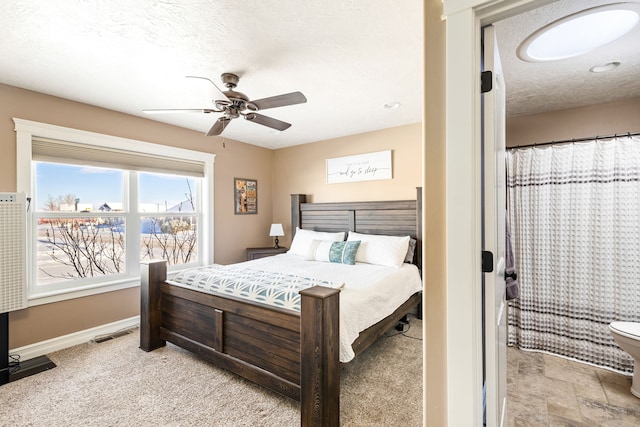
0 315 422 426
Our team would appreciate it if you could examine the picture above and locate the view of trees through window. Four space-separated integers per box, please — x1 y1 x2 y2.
35 164 199 285
38 217 126 281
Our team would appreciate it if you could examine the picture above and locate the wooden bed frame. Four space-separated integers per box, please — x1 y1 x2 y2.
140 188 422 426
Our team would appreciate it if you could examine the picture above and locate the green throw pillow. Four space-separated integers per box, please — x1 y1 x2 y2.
328 240 361 265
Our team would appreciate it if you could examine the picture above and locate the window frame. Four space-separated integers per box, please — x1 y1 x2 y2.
15 118 215 306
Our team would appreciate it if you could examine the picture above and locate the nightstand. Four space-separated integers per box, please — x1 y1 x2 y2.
246 246 288 261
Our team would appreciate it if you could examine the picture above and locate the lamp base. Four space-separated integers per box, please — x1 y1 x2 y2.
274 237 280 249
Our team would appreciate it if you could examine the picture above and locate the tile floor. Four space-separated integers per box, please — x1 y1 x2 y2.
507 347 640 426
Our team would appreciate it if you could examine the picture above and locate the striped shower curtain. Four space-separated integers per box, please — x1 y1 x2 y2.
506 136 640 373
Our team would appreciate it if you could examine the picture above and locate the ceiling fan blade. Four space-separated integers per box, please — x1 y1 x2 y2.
206 117 231 136
185 75 230 102
143 108 219 114
247 92 307 111
244 113 292 131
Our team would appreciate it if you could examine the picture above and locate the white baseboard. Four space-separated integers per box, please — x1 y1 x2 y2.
9 316 140 361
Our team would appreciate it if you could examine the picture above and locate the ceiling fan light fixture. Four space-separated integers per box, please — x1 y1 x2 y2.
517 4 640 63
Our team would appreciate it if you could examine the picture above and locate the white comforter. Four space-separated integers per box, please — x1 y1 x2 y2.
233 253 423 362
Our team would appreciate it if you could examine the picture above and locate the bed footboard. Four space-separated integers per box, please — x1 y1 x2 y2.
139 260 340 427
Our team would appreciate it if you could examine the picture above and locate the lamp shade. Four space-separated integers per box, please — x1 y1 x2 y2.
269 223 284 237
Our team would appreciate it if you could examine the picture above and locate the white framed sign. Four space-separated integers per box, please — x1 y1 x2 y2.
326 150 392 184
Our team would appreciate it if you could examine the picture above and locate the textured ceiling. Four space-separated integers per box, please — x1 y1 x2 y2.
495 0 640 117
1 1 638 149
0 0 423 149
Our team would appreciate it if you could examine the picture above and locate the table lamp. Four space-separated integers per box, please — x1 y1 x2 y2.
269 223 284 248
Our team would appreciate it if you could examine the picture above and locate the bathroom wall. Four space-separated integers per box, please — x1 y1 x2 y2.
507 97 640 147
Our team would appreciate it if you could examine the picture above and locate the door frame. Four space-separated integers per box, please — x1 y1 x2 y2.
441 0 551 425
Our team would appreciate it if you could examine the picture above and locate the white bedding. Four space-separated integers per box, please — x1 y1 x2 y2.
232 253 423 362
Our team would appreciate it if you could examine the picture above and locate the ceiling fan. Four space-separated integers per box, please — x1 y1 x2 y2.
143 73 307 136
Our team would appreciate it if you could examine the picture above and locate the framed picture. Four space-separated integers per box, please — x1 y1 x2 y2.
326 150 393 184
234 178 257 214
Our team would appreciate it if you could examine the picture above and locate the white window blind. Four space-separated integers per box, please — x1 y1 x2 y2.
32 136 205 178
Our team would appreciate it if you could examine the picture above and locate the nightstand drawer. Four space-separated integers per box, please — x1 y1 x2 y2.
246 247 288 261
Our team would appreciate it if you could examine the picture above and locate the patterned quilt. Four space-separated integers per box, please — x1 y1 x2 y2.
168 264 344 312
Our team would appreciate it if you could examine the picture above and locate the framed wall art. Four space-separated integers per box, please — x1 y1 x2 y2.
326 150 392 184
234 178 257 214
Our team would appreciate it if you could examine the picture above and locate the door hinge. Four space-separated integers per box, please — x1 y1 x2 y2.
482 250 494 273
481 71 492 93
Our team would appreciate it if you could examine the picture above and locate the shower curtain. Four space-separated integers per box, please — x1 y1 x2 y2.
507 135 640 373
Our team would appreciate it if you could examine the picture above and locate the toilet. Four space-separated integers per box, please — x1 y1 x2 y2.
609 321 640 398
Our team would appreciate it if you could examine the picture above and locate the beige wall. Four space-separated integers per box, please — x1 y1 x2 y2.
1 83 274 348
424 0 447 425
272 123 422 245
507 97 640 148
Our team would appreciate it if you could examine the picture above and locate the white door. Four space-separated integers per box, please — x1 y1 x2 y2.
482 24 507 427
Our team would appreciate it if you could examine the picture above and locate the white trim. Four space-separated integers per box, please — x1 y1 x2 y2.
202 160 214 265
9 316 140 361
13 118 211 163
445 6 483 426
13 117 215 304
443 1 546 426
27 279 140 306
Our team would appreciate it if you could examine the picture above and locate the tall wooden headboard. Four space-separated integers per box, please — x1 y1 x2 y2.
291 187 422 271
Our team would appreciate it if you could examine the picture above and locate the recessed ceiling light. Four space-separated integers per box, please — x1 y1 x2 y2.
517 4 640 63
383 102 401 109
590 61 621 73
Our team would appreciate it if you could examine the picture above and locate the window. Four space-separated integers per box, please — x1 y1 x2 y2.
15 119 214 304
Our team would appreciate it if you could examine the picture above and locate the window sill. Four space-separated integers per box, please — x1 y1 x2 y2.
28 278 141 307
26 264 198 307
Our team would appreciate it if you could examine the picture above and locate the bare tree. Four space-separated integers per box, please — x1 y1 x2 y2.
185 178 195 210
60 193 76 205
42 195 59 211
141 217 197 265
39 219 125 279
41 193 78 211
39 180 197 280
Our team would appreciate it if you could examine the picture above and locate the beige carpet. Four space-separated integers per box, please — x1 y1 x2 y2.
0 315 422 426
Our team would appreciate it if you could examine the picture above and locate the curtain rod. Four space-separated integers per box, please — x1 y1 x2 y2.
508 131 640 150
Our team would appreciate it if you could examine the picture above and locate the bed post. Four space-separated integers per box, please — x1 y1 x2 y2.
291 194 306 239
140 259 167 352
299 286 340 427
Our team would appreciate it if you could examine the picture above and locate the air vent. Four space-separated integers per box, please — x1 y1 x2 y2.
0 193 27 313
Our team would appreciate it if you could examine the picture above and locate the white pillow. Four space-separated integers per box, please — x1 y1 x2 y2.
288 227 345 257
307 239 361 265
347 231 410 268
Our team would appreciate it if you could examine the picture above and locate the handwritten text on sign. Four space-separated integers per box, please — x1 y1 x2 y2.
326 150 392 184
